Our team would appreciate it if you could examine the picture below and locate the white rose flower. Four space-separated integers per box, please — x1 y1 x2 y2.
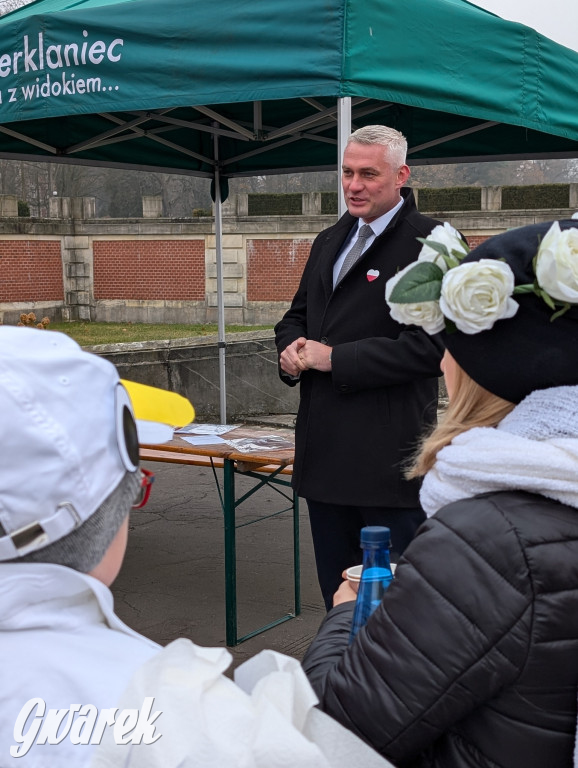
418 222 468 273
535 221 578 303
385 265 445 333
388 300 446 334
440 259 519 334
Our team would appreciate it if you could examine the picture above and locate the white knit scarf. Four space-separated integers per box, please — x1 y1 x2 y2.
420 385 578 517
419 385 578 766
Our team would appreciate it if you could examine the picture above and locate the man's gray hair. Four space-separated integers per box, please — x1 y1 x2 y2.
347 125 408 168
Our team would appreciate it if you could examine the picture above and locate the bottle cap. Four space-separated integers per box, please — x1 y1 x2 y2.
360 525 391 548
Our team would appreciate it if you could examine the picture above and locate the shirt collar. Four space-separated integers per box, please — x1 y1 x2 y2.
357 196 404 237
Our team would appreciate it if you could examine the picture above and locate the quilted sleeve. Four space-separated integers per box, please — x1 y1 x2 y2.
302 496 533 764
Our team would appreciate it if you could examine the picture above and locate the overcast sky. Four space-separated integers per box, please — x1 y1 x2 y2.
470 1 578 52
1 0 577 53
0 0 575 56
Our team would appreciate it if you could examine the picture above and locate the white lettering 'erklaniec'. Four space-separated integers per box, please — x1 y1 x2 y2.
0 29 123 79
11 697 162 757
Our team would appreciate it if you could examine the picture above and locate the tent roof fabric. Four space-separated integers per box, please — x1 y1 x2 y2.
0 0 577 174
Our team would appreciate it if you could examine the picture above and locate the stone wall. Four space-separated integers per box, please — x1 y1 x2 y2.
91 331 299 421
0 191 575 326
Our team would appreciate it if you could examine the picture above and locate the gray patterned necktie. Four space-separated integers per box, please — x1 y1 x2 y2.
336 224 373 284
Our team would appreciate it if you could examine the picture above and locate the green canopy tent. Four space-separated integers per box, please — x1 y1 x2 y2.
1 0 578 419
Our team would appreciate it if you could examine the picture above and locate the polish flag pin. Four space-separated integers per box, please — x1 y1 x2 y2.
366 269 380 281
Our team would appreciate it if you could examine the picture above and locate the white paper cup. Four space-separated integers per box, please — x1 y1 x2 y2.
346 564 363 584
346 562 396 585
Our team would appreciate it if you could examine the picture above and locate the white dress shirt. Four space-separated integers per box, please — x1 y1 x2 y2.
332 197 404 288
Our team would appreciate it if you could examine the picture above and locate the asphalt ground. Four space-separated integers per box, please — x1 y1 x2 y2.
112 447 326 673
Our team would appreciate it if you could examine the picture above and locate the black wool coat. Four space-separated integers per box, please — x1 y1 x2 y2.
302 490 578 768
274 189 443 507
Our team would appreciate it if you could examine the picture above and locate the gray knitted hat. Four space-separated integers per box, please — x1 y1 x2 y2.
6 470 140 572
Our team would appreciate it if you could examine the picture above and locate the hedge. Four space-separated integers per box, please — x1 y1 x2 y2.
501 184 569 210
321 192 338 214
241 185 573 216
248 193 302 216
417 187 481 211
18 200 30 217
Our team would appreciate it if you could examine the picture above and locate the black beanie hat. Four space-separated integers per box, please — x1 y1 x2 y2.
443 220 578 404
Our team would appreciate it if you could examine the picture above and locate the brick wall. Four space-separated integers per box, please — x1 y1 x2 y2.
0 240 63 301
247 238 313 301
0 200 570 324
465 234 491 249
93 240 205 300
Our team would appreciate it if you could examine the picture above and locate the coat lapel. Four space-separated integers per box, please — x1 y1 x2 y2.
319 214 357 297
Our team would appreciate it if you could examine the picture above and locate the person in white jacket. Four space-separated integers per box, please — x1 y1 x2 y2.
0 326 165 767
0 325 390 768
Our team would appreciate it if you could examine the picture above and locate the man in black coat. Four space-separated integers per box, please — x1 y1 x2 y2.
274 125 444 610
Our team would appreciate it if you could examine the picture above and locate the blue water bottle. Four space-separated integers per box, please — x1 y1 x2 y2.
349 526 394 643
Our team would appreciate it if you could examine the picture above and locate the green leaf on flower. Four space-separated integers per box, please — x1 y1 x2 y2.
444 318 457 334
389 262 444 303
537 287 557 311
458 237 470 254
450 248 468 262
416 238 450 258
513 283 535 294
550 303 571 322
445 254 462 269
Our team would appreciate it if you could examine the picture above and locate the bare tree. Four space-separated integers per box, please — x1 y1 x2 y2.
0 0 33 16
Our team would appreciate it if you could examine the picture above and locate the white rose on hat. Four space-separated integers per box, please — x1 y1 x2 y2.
385 262 446 334
440 259 519 334
535 221 578 303
418 222 469 272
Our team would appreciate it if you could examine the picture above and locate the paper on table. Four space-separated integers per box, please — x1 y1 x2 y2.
225 435 294 453
175 423 237 435
181 435 227 446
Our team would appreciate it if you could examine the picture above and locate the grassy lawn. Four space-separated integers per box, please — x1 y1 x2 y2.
41 321 273 346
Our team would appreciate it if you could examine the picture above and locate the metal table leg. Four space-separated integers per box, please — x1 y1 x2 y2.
293 491 301 615
218 458 300 646
222 458 238 647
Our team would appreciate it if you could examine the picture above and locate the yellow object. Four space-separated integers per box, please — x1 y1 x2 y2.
121 379 195 427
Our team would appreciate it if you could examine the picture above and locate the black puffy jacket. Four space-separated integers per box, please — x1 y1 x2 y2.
302 490 578 768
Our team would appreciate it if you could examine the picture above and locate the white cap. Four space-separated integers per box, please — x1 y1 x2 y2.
0 326 139 561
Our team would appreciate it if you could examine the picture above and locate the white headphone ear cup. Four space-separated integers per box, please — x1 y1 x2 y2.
135 420 174 445
115 384 140 472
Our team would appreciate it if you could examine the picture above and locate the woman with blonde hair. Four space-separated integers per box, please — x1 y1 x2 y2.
302 219 578 768
408 356 515 479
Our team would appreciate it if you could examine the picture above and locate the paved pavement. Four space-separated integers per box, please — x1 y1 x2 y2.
112 419 326 673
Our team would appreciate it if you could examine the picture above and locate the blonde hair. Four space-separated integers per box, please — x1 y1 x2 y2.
408 362 515 479
348 125 407 168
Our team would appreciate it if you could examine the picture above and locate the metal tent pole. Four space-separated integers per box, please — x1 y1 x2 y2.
213 132 227 424
337 97 351 218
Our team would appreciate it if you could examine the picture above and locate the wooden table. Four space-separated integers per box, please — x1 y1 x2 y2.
140 425 300 646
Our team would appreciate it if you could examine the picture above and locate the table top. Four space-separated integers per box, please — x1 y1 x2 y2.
141 424 295 468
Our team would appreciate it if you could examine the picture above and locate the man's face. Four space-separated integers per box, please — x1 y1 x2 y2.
342 142 410 223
